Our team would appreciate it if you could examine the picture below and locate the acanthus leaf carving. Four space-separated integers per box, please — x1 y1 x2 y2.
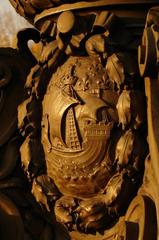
115 130 134 168
106 53 125 90
116 89 131 130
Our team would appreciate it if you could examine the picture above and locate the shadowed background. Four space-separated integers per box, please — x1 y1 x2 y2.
0 0 31 47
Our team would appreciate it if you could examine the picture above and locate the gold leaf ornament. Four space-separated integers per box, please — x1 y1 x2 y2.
85 34 106 56
20 135 32 174
116 90 131 130
32 178 50 211
115 130 134 167
106 53 125 89
104 172 124 205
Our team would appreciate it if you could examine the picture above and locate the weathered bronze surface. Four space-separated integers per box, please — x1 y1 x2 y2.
0 0 159 239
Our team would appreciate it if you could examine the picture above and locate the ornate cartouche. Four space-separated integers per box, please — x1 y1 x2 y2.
42 56 116 198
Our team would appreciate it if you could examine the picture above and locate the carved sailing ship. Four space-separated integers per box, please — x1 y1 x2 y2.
42 56 114 198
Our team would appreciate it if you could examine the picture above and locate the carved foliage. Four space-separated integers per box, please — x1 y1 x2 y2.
6 3 150 238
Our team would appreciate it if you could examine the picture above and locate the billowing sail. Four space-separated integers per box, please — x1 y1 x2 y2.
43 85 79 145
75 91 108 121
